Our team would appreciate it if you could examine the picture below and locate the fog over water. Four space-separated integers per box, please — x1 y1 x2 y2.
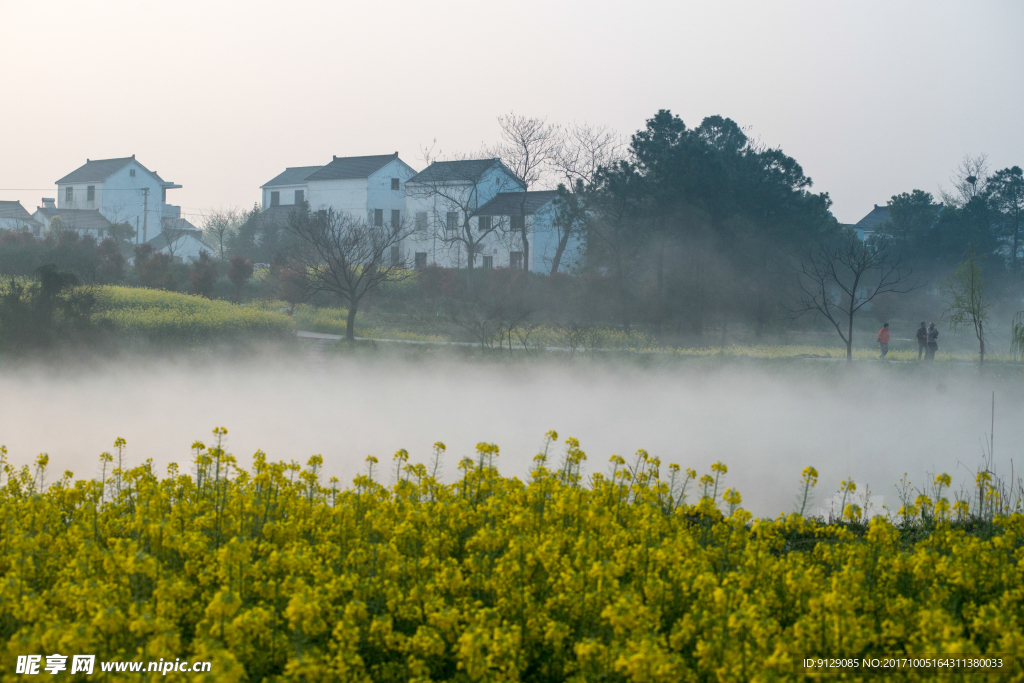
2 353 1021 517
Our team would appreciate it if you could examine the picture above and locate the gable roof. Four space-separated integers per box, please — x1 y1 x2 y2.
55 156 170 185
261 166 324 189
855 204 891 231
475 191 559 216
160 217 203 234
407 159 525 188
305 153 401 181
148 223 209 249
0 201 42 227
35 207 112 231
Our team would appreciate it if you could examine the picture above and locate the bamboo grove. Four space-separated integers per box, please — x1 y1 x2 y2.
0 431 1022 682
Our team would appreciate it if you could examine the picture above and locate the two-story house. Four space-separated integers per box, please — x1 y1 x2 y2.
54 155 182 242
403 158 526 269
260 153 418 224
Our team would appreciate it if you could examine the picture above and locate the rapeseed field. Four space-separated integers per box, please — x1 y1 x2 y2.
0 431 1020 681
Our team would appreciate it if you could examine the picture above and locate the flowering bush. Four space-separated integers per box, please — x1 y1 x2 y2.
0 431 1021 681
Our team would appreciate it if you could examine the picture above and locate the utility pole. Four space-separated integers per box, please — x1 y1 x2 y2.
141 187 149 243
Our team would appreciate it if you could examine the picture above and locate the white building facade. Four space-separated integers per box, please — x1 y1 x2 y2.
54 156 181 243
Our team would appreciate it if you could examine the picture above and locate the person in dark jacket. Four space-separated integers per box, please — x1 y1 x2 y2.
926 322 939 361
916 322 928 360
877 322 890 359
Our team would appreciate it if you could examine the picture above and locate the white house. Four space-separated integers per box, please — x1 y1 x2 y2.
403 158 527 269
32 199 112 239
473 190 581 273
54 155 182 243
0 200 43 233
146 218 215 262
260 153 418 226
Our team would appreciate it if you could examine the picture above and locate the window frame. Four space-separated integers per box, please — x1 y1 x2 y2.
294 189 304 205
374 209 384 226
391 178 400 190
270 191 280 207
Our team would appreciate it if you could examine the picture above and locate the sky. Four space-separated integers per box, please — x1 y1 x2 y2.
1 0 1022 225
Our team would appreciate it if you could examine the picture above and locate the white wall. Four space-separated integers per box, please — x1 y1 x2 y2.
263 185 308 209
57 159 173 243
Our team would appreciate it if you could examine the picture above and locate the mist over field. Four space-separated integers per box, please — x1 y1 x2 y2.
2 351 1020 517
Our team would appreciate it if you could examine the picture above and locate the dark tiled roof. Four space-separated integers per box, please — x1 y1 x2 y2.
855 205 891 230
0 200 42 227
305 154 399 181
160 217 202 234
475 191 559 216
408 159 496 184
55 156 168 184
37 208 112 231
147 230 211 251
261 166 324 188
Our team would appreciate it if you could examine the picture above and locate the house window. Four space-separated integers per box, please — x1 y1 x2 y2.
391 209 401 226
511 215 526 232
87 186 95 201
270 191 280 207
415 252 427 269
130 169 136 177
510 251 523 269
390 245 400 265
374 209 384 226
162 188 167 202
295 190 304 204
415 212 427 233
482 255 493 269
446 212 458 233
65 187 73 203
478 215 491 232
391 178 400 190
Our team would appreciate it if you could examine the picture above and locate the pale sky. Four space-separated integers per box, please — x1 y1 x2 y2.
1 0 1021 225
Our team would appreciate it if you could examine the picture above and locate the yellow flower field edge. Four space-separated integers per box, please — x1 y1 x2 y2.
90 286 295 343
0 432 1021 682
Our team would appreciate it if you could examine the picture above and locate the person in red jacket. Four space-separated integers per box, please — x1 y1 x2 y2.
877 322 890 359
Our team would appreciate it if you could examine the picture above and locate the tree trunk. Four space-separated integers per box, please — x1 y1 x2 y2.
520 224 530 272
979 319 985 366
345 304 358 342
846 312 854 363
465 244 474 297
550 231 570 276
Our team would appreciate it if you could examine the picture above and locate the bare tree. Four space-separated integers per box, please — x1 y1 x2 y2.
940 153 990 208
159 221 190 260
405 155 523 295
794 235 920 362
202 208 240 260
546 123 626 276
488 113 560 271
285 207 412 341
942 247 990 366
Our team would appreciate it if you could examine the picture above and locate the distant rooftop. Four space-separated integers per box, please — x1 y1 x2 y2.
55 155 174 186
854 204 891 231
35 207 112 231
260 166 324 189
407 158 525 188
0 200 42 227
304 153 400 181
475 191 559 216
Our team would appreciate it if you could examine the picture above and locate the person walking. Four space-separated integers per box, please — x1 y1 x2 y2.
878 322 890 359
916 322 928 360
926 322 939 361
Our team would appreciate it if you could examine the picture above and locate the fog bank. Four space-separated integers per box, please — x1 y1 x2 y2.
1 353 1021 517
